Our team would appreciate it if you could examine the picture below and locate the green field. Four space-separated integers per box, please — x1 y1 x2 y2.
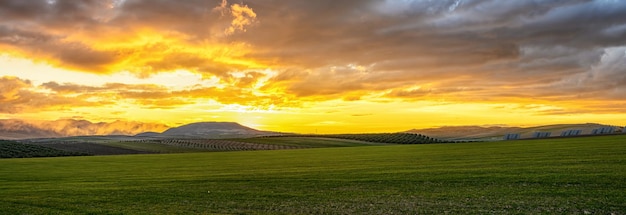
1 135 625 214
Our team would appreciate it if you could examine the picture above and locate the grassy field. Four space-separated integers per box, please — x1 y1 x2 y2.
1 135 625 214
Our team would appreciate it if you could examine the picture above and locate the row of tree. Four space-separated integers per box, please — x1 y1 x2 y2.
276 133 449 144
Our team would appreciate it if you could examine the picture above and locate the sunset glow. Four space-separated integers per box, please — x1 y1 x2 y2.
1 0 625 134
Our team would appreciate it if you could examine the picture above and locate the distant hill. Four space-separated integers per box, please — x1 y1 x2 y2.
3 119 622 141
138 122 278 139
135 132 162 137
406 123 621 140
0 119 275 140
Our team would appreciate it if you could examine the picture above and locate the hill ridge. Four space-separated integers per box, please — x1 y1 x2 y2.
150 121 273 139
406 123 619 140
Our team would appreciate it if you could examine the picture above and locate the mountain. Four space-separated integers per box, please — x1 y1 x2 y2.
153 122 274 138
0 119 169 140
0 119 274 140
406 123 620 140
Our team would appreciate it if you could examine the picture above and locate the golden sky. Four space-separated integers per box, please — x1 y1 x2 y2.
1 0 625 134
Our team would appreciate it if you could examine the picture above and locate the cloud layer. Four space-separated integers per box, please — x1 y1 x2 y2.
1 0 625 116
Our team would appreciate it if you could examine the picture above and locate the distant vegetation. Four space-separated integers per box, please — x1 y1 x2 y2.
130 139 305 151
5 132 450 158
234 136 383 148
0 140 86 158
276 132 448 144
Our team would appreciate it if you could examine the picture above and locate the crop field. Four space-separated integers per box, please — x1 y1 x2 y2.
102 141 207 153
1 135 625 214
0 140 86 158
233 136 385 147
16 134 418 156
149 139 307 151
28 141 151 156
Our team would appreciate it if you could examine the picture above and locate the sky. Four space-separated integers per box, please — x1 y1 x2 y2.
1 0 625 134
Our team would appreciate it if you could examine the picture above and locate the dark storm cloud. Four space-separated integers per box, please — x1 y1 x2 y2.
240 0 626 104
0 0 222 34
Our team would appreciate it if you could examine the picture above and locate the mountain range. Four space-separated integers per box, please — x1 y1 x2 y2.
406 123 621 140
0 119 277 140
0 118 620 140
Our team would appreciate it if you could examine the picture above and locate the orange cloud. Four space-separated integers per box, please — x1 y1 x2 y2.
0 0 264 78
225 2 257 35
0 76 109 113
213 0 257 35
34 77 300 111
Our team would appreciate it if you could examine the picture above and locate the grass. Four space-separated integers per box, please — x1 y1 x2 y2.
0 135 625 214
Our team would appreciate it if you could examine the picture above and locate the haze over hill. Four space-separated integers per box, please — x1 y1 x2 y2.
0 119 169 140
0 119 278 140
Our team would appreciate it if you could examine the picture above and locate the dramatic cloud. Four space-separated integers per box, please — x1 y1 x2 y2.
1 0 625 131
239 0 626 102
0 0 264 77
0 76 108 113
36 78 297 110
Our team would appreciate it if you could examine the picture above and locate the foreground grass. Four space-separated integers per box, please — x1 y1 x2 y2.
0 135 625 214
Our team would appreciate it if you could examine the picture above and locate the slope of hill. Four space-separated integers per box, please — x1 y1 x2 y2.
150 122 276 138
407 123 617 140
